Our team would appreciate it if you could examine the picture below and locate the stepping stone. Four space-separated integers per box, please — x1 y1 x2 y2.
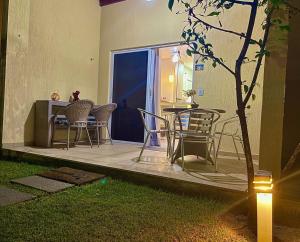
11 176 74 193
0 187 35 206
39 167 106 185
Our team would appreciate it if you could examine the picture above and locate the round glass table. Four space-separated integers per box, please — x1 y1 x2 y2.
162 107 226 114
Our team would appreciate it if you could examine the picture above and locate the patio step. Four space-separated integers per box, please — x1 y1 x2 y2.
1 147 246 201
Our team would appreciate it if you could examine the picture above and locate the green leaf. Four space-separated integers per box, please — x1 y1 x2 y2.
186 49 192 57
252 94 256 101
207 11 221 17
244 85 249 94
279 24 291 32
246 105 251 109
212 62 217 68
168 0 174 10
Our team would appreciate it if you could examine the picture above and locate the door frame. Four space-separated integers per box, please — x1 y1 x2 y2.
108 42 192 144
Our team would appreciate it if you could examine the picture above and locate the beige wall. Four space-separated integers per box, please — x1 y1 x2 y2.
3 0 101 144
192 6 266 155
99 0 185 105
99 0 265 155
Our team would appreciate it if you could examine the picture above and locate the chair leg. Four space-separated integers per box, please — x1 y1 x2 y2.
216 132 224 159
166 132 172 158
181 137 185 171
171 132 177 162
85 127 93 148
212 140 217 172
76 127 82 145
67 125 70 150
205 143 209 163
232 135 241 160
96 126 100 148
138 132 150 161
106 126 113 145
51 125 56 148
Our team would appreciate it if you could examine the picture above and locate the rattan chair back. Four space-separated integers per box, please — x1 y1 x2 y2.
64 100 94 124
91 103 117 123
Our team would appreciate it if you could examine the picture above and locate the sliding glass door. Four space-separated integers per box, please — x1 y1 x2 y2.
111 50 149 143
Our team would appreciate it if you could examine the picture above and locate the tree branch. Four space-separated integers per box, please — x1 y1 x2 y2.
189 8 261 46
243 7 274 105
187 42 236 76
225 0 254 6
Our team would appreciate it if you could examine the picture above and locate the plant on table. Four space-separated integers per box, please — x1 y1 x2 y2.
183 89 197 106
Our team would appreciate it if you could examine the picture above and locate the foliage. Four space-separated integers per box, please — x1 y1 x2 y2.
183 89 197 97
168 0 297 192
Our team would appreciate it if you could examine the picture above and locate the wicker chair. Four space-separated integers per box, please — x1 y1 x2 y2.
52 100 94 150
89 103 117 147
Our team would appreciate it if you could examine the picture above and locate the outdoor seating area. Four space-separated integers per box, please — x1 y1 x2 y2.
33 98 253 189
51 100 117 149
1 0 300 241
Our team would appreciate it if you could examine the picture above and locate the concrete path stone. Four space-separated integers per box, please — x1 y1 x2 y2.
11 176 74 193
0 187 35 206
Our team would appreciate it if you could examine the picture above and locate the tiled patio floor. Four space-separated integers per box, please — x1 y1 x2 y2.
3 143 259 193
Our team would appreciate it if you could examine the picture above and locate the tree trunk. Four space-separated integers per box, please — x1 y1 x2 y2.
237 106 256 231
235 70 256 229
238 108 254 189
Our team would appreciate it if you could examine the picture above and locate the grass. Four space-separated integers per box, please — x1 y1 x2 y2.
0 160 253 242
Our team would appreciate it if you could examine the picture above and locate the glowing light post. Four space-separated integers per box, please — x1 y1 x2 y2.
253 170 273 242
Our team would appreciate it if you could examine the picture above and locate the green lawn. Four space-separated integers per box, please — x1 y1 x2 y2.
0 160 253 242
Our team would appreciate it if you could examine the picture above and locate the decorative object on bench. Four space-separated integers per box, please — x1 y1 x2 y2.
39 167 106 185
50 90 60 101
73 90 80 101
68 90 80 102
90 103 117 147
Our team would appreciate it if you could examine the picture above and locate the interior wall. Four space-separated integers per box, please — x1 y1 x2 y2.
160 58 175 103
99 0 265 155
3 0 101 144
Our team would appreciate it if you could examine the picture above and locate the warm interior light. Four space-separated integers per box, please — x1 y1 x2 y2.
254 170 273 242
172 53 179 63
168 74 174 83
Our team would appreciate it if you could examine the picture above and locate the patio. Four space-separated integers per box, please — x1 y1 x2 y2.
2 142 259 193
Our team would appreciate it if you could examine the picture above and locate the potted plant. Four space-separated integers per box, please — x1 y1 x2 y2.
183 89 198 108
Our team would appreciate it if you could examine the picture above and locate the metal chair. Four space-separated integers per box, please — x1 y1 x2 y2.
52 100 94 150
174 109 220 171
137 108 172 161
89 103 117 147
214 115 244 160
